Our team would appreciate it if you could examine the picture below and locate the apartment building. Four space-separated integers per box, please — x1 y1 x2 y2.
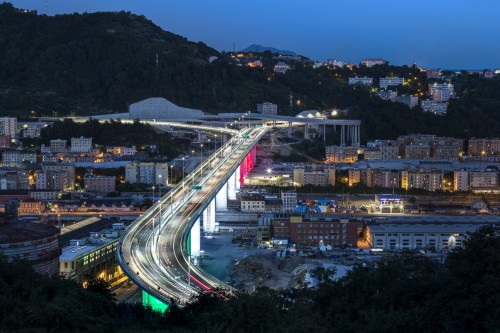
84 174 116 193
0 117 17 138
325 146 359 163
401 169 443 191
348 76 373 85
125 162 168 185
293 164 335 186
256 102 278 115
379 77 404 88
70 137 92 153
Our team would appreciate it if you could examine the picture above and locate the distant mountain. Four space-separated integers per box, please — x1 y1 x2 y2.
241 44 297 56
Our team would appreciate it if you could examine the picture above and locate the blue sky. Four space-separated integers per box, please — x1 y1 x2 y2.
9 0 500 69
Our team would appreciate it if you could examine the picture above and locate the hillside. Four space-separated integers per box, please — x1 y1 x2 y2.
1 3 500 140
241 44 297 56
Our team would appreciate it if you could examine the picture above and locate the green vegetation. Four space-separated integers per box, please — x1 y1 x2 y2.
1 227 499 332
24 118 186 159
2 3 500 142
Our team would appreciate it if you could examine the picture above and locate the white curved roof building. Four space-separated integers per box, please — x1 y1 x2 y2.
129 97 204 120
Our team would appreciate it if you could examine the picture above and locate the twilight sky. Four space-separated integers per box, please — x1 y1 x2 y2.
9 0 500 69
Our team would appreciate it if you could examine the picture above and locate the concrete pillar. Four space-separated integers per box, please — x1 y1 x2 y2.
228 171 237 200
341 125 345 146
215 182 228 211
236 165 241 190
197 131 202 141
190 217 201 257
252 146 257 164
202 198 216 234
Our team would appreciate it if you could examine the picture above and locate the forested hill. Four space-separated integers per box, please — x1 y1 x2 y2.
0 2 220 114
1 3 500 140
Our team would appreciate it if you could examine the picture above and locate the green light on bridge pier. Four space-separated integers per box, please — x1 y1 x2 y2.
142 291 169 313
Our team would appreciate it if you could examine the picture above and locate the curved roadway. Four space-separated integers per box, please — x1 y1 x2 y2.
117 125 268 305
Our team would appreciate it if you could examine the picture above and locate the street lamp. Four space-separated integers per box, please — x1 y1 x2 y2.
200 144 204 177
182 156 186 191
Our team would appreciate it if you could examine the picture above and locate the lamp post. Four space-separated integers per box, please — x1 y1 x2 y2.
200 143 204 178
182 156 186 191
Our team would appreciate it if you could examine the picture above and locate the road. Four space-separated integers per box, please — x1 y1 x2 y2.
117 125 268 305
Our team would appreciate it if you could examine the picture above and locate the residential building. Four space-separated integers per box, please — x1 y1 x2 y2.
41 164 75 190
125 163 168 185
375 89 397 102
421 100 448 115
84 174 116 193
256 102 278 115
71 137 92 153
273 214 363 248
274 62 290 74
325 146 359 163
469 171 498 189
0 170 29 190
372 170 400 189
348 76 373 86
50 139 67 153
366 216 500 251
424 69 441 79
247 60 262 68
293 164 335 186
379 77 404 88
241 195 265 212
404 144 431 159
0 135 11 149
395 95 419 108
363 148 382 160
468 138 500 157
454 170 469 192
18 199 43 215
429 83 454 102
2 151 37 166
379 145 399 159
30 190 61 201
0 117 17 138
401 169 444 191
21 123 43 138
281 190 297 212
325 59 345 67
361 58 387 67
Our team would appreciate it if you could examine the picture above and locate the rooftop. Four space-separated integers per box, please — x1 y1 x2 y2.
0 222 60 244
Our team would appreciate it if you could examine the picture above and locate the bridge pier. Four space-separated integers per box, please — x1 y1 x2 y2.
190 217 201 257
236 165 241 190
228 171 237 200
202 198 216 234
216 182 228 211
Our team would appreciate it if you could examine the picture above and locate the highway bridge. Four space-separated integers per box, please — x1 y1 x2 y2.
116 125 268 306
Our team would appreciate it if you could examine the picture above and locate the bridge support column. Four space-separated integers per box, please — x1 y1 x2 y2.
236 165 241 190
190 217 201 257
202 198 216 234
228 171 237 200
197 131 202 141
215 182 228 211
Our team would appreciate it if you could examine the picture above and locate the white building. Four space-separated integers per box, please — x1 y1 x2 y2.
325 59 345 67
71 137 92 153
274 62 290 74
429 83 454 102
0 117 17 138
361 58 387 67
280 190 297 212
421 100 448 115
256 102 278 115
129 97 204 120
2 151 37 166
348 76 373 86
368 216 500 251
125 163 168 185
379 77 404 89
22 123 43 138
375 89 397 102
